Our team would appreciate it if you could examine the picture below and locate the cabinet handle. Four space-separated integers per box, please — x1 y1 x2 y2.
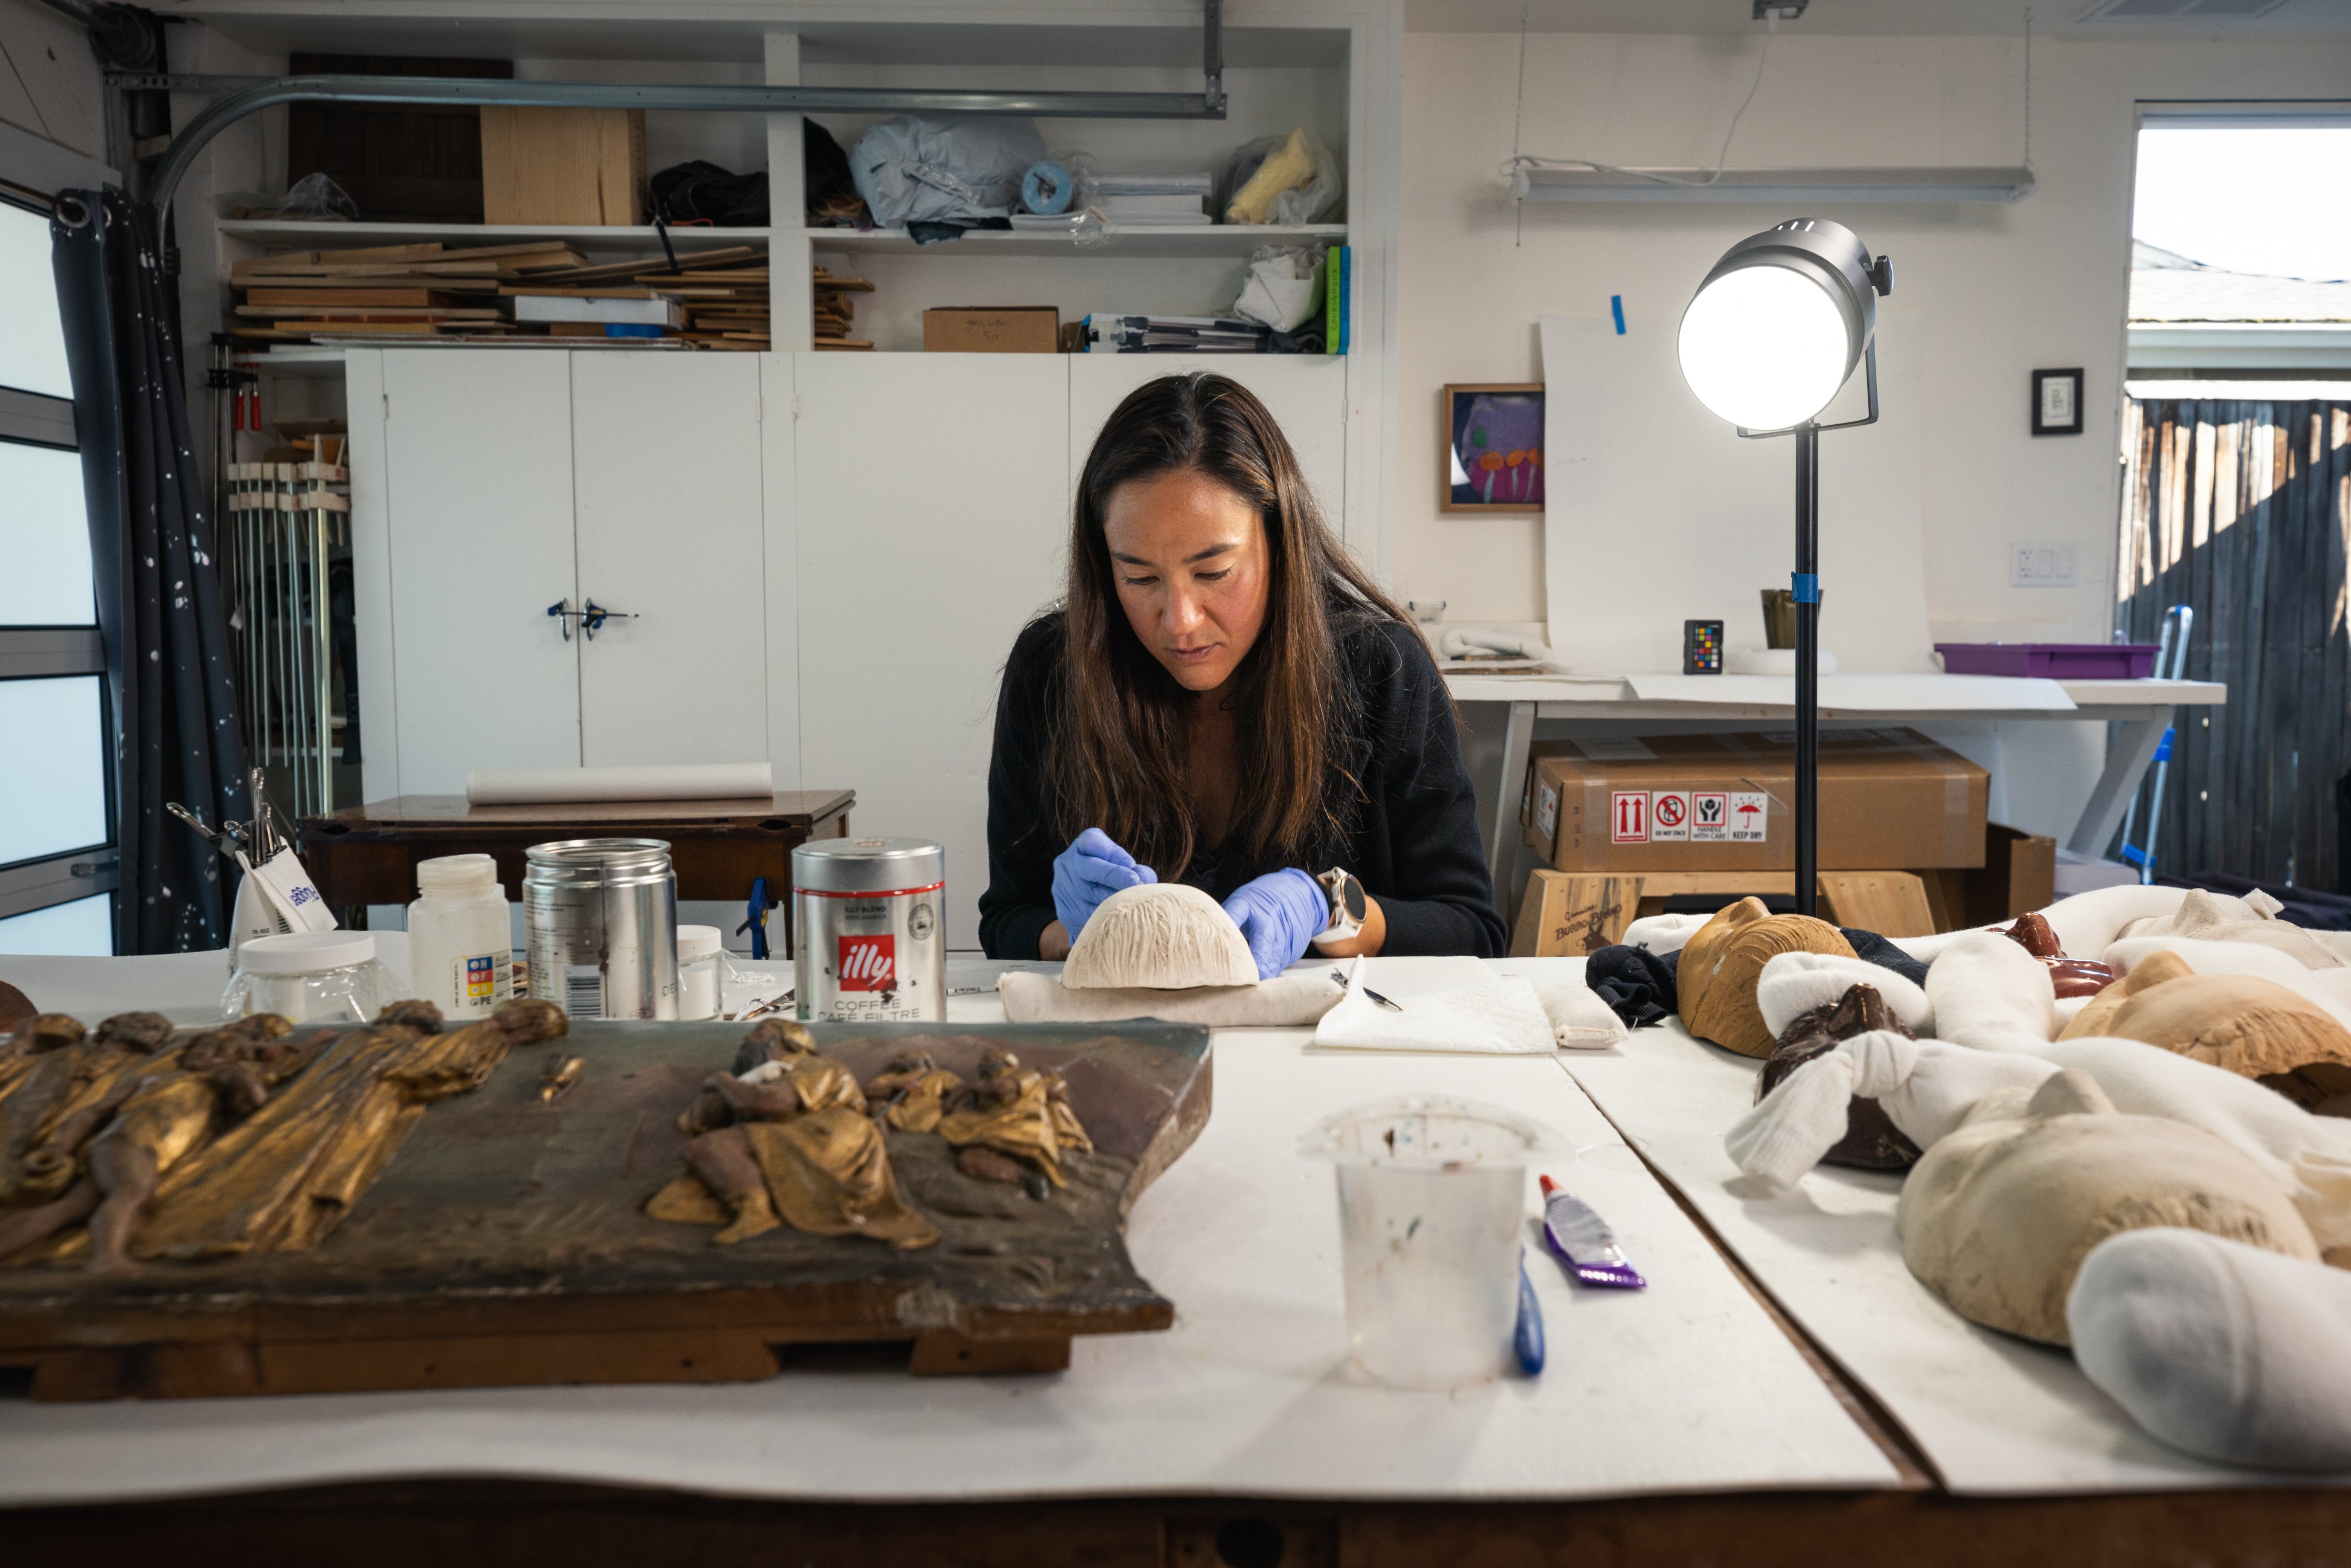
579 600 637 642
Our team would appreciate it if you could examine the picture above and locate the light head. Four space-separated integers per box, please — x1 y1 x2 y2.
1678 218 1892 432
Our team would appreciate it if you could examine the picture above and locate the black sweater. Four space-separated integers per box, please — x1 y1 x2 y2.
977 610 1506 960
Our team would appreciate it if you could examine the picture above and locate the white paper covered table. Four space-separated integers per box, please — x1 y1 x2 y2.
0 952 1896 1508
1558 1020 2345 1496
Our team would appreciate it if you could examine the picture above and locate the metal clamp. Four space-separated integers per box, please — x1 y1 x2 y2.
548 598 575 641
580 600 635 641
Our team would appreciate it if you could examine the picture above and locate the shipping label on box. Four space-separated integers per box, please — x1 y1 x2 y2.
1534 776 1560 844
1610 791 1648 844
1649 790 1691 841
1692 791 1730 840
1729 791 1770 841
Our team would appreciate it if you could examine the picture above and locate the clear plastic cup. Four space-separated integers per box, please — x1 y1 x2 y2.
1300 1094 1566 1390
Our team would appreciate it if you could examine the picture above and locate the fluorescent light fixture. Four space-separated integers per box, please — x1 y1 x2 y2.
1513 166 2036 204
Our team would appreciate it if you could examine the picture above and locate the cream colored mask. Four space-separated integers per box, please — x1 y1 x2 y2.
1062 883 1258 990
1896 1069 2319 1346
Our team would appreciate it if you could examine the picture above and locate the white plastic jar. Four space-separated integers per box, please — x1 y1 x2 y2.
223 930 399 1023
676 924 723 1020
406 853 513 1021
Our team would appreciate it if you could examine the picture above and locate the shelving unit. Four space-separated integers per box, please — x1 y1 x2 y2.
218 220 775 254
798 223 1345 259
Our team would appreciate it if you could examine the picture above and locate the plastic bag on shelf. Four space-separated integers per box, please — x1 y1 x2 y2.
1231 245 1328 331
851 115 1047 228
1216 129 1341 226
251 172 359 222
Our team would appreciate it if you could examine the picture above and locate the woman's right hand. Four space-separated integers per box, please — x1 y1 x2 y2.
1050 829 1157 942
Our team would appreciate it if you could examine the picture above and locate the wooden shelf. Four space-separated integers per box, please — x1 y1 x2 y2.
801 224 1345 259
218 221 775 254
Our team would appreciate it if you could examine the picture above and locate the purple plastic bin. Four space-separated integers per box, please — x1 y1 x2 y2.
1935 642 2161 680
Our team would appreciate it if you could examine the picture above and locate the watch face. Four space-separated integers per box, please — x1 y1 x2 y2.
1339 874 1367 921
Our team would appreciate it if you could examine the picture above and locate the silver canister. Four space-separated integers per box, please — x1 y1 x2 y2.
522 838 680 1020
793 836 945 1022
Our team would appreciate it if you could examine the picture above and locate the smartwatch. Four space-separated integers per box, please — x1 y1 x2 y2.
1309 867 1368 952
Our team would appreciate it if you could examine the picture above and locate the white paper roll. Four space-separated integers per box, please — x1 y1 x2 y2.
465 762 774 806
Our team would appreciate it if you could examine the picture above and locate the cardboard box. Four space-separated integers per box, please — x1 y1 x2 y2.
924 306 1061 354
1914 822 2057 931
480 107 645 226
1521 729 1987 872
1509 865 1943 956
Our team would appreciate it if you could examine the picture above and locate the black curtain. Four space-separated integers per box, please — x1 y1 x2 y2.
51 188 247 954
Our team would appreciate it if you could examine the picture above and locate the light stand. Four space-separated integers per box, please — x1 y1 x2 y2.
1678 218 1891 918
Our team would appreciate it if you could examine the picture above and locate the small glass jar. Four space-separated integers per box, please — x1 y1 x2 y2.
224 930 399 1024
676 924 723 1021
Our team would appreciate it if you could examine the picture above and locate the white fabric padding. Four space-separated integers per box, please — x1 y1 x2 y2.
1623 912 1710 956
2035 1036 2351 1252
1724 1033 2058 1194
1924 931 2058 1050
998 969 1339 1026
1537 983 1631 1049
2039 884 2198 956
2071 1228 2351 1472
1756 952 1934 1038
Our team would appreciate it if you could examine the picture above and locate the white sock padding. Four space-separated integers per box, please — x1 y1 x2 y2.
1536 983 1631 1049
1925 931 2059 1050
2071 1228 2351 1472
1622 911 1710 956
1724 1032 2058 1194
1756 952 1934 1038
2036 1036 2351 1252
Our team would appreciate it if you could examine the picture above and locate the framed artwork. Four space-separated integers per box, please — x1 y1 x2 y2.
2032 368 2084 436
1442 383 1544 512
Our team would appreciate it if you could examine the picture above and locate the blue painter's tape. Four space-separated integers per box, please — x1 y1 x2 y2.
1792 573 1821 604
1610 294 1626 335
1021 161 1073 215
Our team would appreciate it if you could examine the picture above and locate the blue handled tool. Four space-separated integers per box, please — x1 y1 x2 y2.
1515 1251 1546 1375
736 875 775 961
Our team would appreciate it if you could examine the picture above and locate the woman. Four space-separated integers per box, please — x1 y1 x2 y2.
978 372 1504 975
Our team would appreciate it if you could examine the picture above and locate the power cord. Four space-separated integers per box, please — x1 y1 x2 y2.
1507 10 1783 193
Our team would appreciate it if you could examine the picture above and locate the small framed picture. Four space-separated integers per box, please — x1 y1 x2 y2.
1443 383 1544 512
2032 368 2084 436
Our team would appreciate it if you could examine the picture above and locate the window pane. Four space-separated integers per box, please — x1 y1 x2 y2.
0 201 72 400
0 892 112 956
0 675 107 865
0 440 92 625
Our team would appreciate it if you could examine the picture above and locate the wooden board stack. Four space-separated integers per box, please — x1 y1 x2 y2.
813 266 875 351
230 240 772 348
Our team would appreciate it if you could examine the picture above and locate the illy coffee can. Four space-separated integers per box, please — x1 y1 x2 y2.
793 836 945 1022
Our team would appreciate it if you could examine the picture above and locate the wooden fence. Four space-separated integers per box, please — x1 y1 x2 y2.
2117 397 2351 890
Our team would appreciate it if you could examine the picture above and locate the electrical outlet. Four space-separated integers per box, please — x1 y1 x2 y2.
2010 542 2078 588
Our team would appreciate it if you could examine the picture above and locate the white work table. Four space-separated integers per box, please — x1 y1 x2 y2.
1444 672 2229 890
7 952 2345 1562
0 952 1895 1511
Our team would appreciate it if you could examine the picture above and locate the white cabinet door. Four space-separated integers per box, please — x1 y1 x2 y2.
381 349 580 795
571 353 769 769
1068 355 1348 536
794 354 1071 949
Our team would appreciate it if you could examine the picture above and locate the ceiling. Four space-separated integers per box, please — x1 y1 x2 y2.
1405 0 2351 37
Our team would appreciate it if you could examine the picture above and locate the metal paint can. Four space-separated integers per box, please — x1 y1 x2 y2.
793 836 945 1022
522 838 680 1020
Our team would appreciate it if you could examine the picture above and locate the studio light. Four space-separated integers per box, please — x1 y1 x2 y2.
1679 217 1892 916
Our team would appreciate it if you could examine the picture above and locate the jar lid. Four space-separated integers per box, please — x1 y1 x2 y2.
417 853 499 892
677 924 724 961
239 930 377 975
792 836 945 894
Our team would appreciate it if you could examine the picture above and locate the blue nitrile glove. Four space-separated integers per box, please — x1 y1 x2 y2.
1222 868 1329 980
1051 828 1157 941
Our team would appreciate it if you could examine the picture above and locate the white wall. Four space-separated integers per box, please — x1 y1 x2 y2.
1395 29 2351 645
0 0 102 163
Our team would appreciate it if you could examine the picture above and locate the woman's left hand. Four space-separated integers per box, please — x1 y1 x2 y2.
1221 870 1328 981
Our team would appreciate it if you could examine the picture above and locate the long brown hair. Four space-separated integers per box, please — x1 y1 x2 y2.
1052 372 1413 880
